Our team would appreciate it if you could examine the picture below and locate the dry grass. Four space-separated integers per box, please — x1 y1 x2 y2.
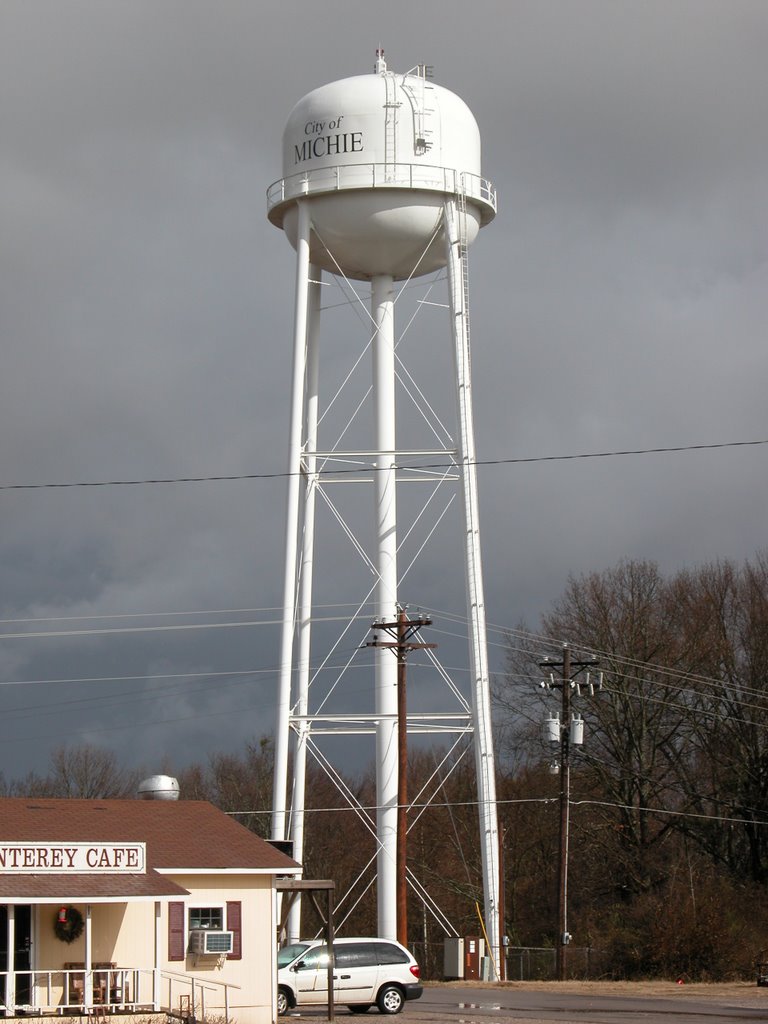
428 978 766 1001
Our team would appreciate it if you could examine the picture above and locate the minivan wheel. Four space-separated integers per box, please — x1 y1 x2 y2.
376 984 405 1014
277 987 291 1016
347 1005 371 1014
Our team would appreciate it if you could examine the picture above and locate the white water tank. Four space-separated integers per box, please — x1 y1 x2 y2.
267 52 496 280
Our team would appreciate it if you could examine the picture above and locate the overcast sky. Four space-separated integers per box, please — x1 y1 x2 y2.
1 1 766 785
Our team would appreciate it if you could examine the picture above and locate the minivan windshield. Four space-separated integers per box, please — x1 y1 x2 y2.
277 942 311 968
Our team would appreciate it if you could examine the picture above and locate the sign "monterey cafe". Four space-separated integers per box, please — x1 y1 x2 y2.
0 843 146 873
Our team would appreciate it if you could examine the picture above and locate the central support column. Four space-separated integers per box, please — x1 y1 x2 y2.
372 273 398 940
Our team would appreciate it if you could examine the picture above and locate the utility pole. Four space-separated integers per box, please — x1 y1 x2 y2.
540 645 601 981
367 609 436 947
498 826 507 981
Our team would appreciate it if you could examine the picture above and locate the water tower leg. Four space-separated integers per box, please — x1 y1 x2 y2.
287 267 322 942
443 198 501 975
272 201 312 845
371 273 399 940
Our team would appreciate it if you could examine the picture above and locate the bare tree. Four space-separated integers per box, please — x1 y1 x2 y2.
495 555 768 977
10 744 141 798
510 561 696 895
671 555 768 882
175 736 274 836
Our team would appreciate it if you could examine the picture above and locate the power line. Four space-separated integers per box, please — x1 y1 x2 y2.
0 599 765 751
0 658 389 721
0 611 372 641
1 437 765 490
0 601 371 627
499 621 768 707
223 796 768 830
2 603 765 735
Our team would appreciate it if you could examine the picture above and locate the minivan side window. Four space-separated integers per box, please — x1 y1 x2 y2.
278 943 311 968
296 946 330 970
335 944 377 968
374 942 410 964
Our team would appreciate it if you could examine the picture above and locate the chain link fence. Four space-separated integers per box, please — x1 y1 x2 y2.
503 946 611 981
411 942 610 982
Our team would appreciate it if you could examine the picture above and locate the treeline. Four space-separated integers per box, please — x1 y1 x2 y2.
4 554 768 981
497 554 768 980
0 738 495 976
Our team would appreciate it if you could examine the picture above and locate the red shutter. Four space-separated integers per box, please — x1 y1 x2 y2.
168 901 186 962
226 901 242 960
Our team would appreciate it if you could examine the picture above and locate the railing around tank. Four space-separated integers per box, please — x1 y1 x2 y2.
0 967 240 1021
267 162 497 220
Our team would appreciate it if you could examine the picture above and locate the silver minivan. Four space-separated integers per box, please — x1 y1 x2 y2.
277 937 423 1015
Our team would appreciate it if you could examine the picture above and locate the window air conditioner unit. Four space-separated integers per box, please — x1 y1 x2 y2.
188 929 234 955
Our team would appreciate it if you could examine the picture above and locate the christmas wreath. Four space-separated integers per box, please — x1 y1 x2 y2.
54 906 84 944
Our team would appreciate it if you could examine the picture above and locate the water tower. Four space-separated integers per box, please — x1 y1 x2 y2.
267 51 500 970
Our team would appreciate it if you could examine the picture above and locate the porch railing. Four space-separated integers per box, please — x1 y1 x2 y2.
162 968 240 1023
0 967 240 1022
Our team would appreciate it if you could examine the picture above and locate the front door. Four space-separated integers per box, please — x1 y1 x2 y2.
0 906 33 1010
291 945 329 1004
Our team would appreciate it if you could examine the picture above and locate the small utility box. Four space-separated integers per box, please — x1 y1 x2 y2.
444 937 464 980
464 936 485 981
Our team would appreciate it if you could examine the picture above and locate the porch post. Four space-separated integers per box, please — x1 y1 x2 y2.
153 902 161 1012
84 905 92 1011
7 904 16 1013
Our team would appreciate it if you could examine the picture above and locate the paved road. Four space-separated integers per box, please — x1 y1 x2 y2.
405 983 768 1022
285 981 768 1023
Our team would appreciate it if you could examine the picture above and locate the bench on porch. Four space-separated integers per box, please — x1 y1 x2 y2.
63 963 125 1008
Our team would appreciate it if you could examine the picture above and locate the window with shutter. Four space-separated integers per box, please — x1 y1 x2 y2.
188 906 224 931
168 901 186 962
226 901 242 960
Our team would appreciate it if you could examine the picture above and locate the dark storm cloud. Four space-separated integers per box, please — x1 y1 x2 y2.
0 0 766 779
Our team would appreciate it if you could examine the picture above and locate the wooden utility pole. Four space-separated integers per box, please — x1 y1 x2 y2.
557 644 571 983
539 645 600 982
368 609 435 947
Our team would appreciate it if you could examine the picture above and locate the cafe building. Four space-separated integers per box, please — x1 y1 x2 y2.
0 789 300 1023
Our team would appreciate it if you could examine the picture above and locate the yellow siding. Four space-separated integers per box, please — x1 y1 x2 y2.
31 876 277 1024
162 874 275 1024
